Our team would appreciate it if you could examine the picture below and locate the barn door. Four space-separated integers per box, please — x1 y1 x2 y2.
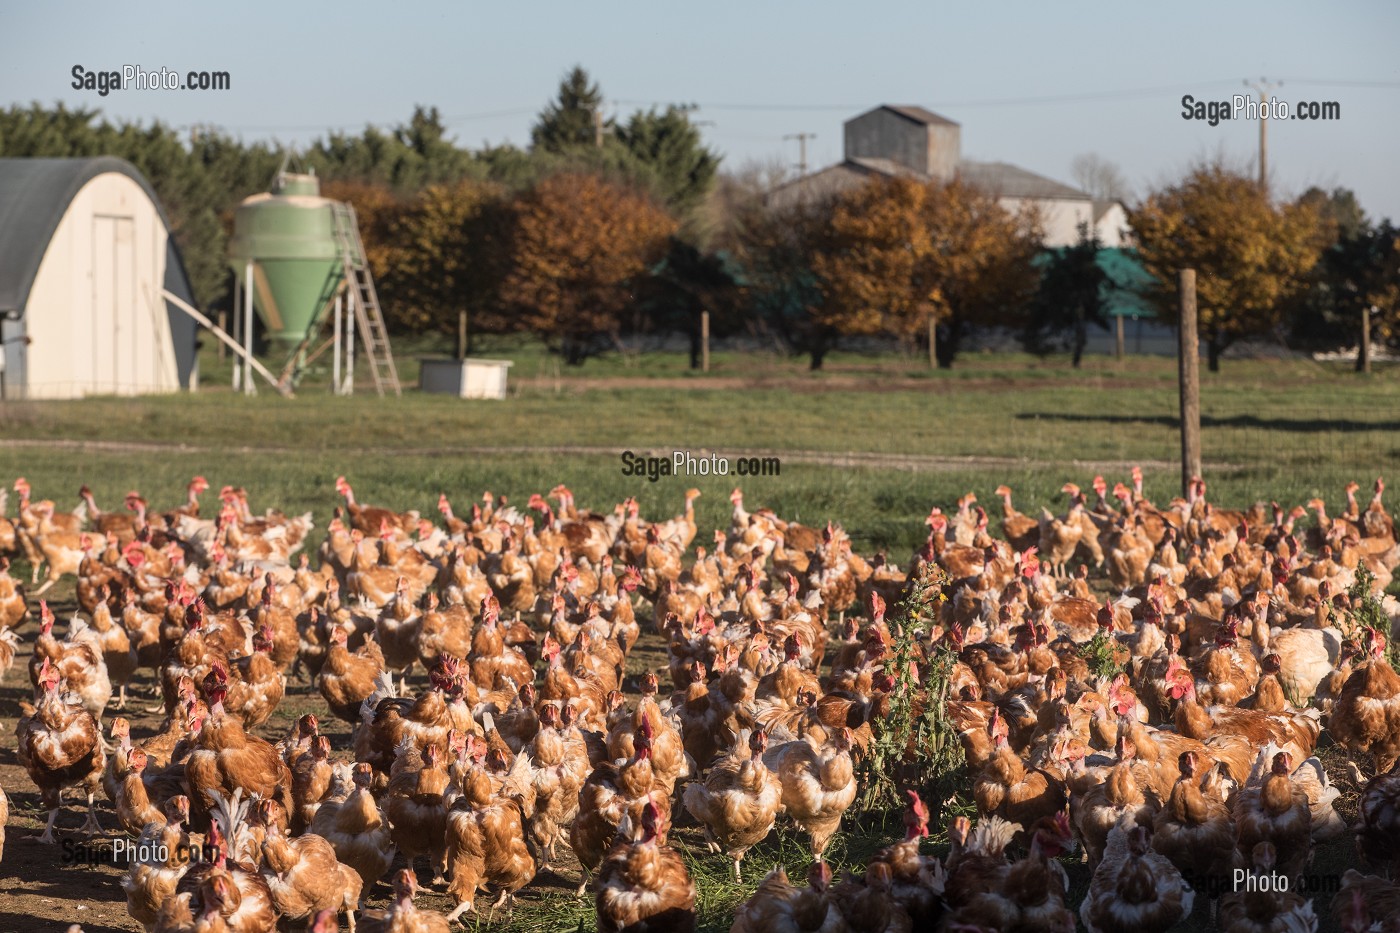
92 215 135 394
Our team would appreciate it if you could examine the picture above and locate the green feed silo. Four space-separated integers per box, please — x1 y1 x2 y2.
227 172 344 353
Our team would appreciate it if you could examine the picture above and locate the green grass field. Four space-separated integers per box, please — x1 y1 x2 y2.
1 342 1397 931
3 340 1396 558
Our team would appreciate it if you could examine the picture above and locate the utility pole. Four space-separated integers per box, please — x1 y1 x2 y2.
1244 77 1282 190
783 133 816 177
594 107 604 149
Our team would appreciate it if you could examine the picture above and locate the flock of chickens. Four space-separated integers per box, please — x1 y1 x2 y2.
0 470 1399 933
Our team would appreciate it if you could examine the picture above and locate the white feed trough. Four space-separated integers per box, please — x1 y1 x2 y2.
419 357 513 399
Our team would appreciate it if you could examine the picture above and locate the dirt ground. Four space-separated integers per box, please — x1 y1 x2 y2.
510 373 1151 395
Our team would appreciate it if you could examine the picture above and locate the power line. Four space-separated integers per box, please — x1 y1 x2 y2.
615 79 1248 113
1275 78 1400 88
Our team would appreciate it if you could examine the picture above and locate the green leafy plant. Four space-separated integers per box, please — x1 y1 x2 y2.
856 564 965 820
1347 563 1399 668
1082 629 1123 681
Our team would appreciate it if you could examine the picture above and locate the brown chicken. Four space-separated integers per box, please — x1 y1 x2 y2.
318 625 387 723
443 764 537 920
1330 628 1400 774
944 817 1076 932
353 657 477 776
184 676 293 829
112 746 165 836
259 805 362 931
18 659 107 842
974 730 1068 843
1355 756 1400 871
1073 732 1158 869
30 600 112 720
1151 750 1234 895
1333 869 1400 933
1080 822 1194 933
122 795 196 930
762 729 857 859
174 819 279 933
308 762 396 904
359 870 451 933
595 801 696 933
1217 842 1318 933
730 863 842 933
682 729 783 881
1233 751 1312 883
226 626 285 729
524 703 585 864
571 729 671 891
385 740 451 887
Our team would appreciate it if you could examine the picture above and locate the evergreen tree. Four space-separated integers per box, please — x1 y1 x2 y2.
615 106 720 214
531 66 606 153
1022 224 1108 367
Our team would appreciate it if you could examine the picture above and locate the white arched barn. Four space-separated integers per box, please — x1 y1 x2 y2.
0 157 199 399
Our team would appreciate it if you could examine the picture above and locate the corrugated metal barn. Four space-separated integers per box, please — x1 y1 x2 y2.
0 157 199 399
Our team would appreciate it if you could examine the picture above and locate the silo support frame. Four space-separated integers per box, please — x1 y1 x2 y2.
159 288 294 397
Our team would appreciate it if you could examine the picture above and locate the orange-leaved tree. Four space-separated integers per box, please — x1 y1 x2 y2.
384 178 508 335
501 172 676 363
811 176 934 341
809 176 1040 367
1130 161 1329 370
916 178 1040 367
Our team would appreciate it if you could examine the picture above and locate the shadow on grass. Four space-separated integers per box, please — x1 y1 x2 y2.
1016 411 1400 433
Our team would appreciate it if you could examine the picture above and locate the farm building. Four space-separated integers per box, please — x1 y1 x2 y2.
0 157 199 399
767 104 1130 248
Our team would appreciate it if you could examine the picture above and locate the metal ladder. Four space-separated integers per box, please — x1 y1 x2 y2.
330 202 401 396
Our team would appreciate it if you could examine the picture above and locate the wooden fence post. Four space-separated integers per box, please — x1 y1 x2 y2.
701 309 711 373
1359 306 1372 374
1178 269 1201 495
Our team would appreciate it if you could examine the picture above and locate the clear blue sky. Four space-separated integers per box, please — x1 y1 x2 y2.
4 1 1398 217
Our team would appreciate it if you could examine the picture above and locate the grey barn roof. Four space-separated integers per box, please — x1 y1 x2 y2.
0 156 198 314
956 160 1092 201
879 105 960 127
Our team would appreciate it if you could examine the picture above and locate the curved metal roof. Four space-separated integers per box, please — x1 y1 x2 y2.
0 156 196 314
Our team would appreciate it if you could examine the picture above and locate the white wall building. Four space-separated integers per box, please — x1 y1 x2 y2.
0 157 198 399
768 105 1129 248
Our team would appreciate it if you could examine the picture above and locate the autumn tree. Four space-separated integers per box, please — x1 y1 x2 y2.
1130 161 1328 370
810 177 934 353
808 177 1038 368
501 173 676 363
391 180 510 335
920 179 1041 367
